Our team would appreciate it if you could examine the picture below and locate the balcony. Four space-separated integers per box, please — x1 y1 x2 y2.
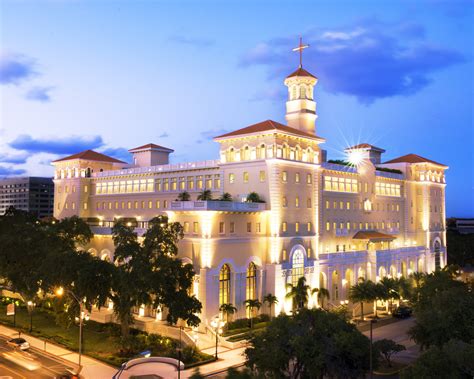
170 200 266 212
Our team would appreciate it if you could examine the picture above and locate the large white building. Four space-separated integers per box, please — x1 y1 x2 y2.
52 58 448 328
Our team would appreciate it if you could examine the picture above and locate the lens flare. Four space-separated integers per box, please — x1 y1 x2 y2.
347 150 364 166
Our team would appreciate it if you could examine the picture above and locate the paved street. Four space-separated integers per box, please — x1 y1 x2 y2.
0 334 76 378
363 317 421 365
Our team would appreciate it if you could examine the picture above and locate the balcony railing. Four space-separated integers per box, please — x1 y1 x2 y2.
170 200 266 212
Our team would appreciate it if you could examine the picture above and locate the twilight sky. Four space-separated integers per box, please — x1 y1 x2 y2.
0 0 473 216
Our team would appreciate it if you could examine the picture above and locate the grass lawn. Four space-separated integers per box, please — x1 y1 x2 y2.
0 303 211 367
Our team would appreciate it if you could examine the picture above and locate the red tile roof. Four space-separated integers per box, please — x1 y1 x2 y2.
52 150 126 164
353 231 396 241
286 67 317 79
214 119 325 141
345 143 385 152
128 143 174 152
384 154 447 167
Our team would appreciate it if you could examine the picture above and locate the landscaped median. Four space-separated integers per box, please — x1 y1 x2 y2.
0 298 212 368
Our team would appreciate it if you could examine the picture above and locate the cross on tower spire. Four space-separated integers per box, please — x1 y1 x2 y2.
292 36 309 68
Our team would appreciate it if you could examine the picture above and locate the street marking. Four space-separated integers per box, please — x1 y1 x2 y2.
0 364 26 379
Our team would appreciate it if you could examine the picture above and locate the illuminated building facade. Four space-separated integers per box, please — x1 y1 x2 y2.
52 62 447 326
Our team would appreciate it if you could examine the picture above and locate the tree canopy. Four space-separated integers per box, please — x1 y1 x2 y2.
245 308 372 378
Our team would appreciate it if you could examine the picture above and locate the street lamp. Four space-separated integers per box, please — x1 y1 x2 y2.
369 319 378 379
56 287 87 367
177 326 183 379
210 316 225 360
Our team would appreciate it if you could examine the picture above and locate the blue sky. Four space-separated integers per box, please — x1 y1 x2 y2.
0 0 473 216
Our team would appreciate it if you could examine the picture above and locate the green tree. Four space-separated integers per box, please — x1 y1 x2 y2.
246 192 264 203
111 216 201 336
219 303 237 322
176 191 191 201
401 340 474 379
243 299 262 329
349 279 376 321
197 190 213 201
446 229 474 267
285 276 310 311
245 308 372 378
373 339 406 367
408 268 474 350
219 192 233 201
377 277 399 312
263 293 278 316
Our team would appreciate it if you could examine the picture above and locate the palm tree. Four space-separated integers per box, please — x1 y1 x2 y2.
286 277 310 312
243 299 262 329
348 279 376 321
410 271 425 302
263 293 278 317
219 303 237 322
379 277 400 312
312 287 330 309
176 191 190 201
197 190 213 201
394 277 412 300
219 192 232 202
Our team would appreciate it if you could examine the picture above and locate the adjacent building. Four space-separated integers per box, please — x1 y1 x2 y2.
0 177 54 218
51 62 448 327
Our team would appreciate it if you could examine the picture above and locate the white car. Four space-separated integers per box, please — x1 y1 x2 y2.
7 337 30 350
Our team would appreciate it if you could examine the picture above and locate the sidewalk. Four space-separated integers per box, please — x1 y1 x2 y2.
0 324 117 379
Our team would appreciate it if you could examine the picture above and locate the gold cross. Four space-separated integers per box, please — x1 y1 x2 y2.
292 37 309 68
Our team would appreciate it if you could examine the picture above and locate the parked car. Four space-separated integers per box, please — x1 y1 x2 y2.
7 337 30 350
392 306 413 318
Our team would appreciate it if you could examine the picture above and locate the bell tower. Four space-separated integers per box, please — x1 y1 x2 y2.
284 37 318 135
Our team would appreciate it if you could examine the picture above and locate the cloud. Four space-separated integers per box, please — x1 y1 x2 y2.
0 152 29 165
0 165 26 177
239 20 465 103
250 87 286 103
100 147 130 163
25 86 54 102
169 35 214 47
9 135 104 155
159 132 169 138
0 52 37 85
200 128 230 140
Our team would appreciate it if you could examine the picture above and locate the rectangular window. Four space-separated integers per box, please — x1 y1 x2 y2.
282 171 288 182
306 173 312 184
246 222 251 233
295 222 300 233
83 202 88 210
148 200 153 209
282 222 287 232
197 176 203 189
134 201 138 209
307 198 312 208
193 222 199 234
127 201 132 209
375 182 401 197
179 177 186 190
219 222 225 234
214 175 221 189
295 196 300 207
326 200 329 209
295 173 300 183
256 222 261 233
183 222 189 233
307 222 311 232
259 171 266 182
156 200 160 209
324 176 358 193
229 173 235 184
163 200 168 208
230 222 235 233
171 178 177 191
206 175 212 189
346 202 350 210
243 172 249 183
187 177 194 190
163 179 169 191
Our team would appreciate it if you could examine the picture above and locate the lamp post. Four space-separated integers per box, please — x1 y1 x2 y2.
177 326 183 379
210 316 225 360
369 319 377 379
56 287 88 367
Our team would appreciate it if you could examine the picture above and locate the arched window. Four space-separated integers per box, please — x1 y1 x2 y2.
243 146 250 160
390 265 397 278
246 262 257 301
358 267 366 280
219 264 231 305
319 272 327 289
228 148 235 162
434 241 441 270
378 266 387 279
258 144 266 159
332 270 339 300
291 249 305 286
246 262 257 317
